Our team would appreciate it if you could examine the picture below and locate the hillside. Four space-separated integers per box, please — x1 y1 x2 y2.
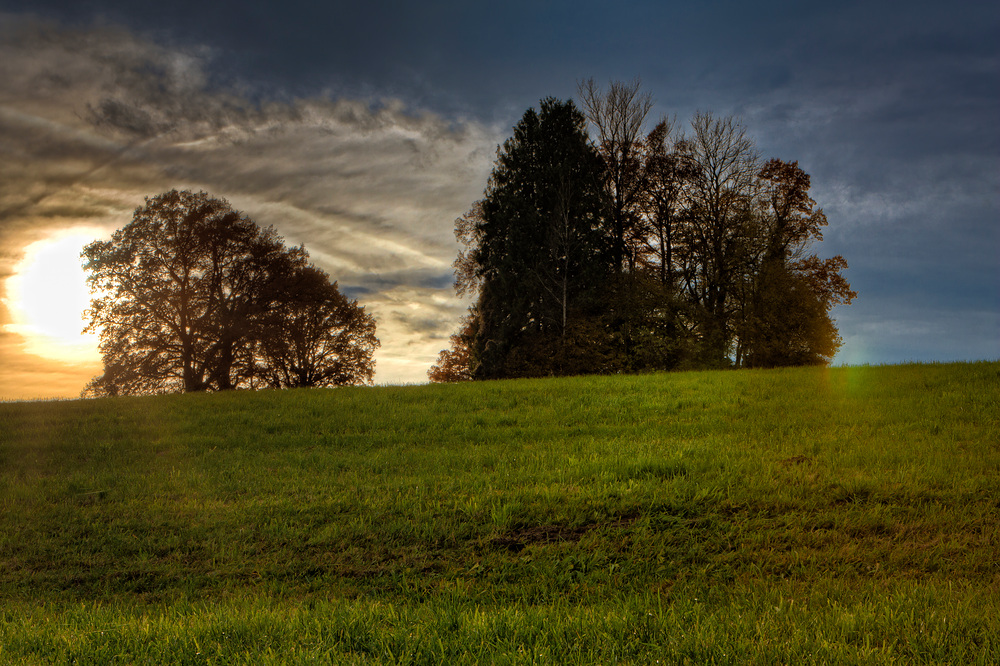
1 362 997 663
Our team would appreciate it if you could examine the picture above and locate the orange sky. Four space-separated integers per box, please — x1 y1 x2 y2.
0 348 100 401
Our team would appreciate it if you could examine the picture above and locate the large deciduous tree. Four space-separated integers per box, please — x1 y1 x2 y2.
255 265 380 388
578 78 654 273
735 159 856 367
677 112 762 366
82 189 377 396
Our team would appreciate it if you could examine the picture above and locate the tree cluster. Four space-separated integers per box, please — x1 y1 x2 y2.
430 81 855 381
82 189 378 396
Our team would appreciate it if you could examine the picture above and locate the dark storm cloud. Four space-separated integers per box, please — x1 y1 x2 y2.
348 270 456 295
687 2 1000 365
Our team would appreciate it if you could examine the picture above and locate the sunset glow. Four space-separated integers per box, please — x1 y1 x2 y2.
0 6 996 400
5 231 101 364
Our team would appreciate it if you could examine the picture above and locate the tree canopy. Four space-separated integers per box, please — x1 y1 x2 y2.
432 85 855 381
82 189 378 396
460 98 612 379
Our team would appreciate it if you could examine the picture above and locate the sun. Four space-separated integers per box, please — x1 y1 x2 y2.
5 230 102 363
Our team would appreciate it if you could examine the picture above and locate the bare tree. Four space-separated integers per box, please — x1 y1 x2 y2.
639 118 697 289
680 112 761 365
578 78 654 272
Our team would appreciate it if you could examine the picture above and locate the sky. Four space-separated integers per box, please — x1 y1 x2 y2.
0 0 997 399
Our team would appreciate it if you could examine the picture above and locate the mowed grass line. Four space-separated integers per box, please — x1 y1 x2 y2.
0 361 997 663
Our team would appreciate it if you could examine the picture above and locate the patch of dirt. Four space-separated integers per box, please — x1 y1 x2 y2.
487 516 636 553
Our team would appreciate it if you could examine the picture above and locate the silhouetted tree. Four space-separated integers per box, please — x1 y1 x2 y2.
613 118 701 370
82 189 377 395
678 112 762 366
256 266 379 387
440 86 855 380
468 98 611 378
736 160 856 367
638 119 697 289
578 78 654 273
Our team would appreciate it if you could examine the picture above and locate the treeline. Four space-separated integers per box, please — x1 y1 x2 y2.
430 80 855 382
82 190 378 396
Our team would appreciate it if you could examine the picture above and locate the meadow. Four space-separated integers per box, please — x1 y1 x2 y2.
0 361 997 664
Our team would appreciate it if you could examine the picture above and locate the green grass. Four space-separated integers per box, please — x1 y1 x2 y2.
1 362 998 663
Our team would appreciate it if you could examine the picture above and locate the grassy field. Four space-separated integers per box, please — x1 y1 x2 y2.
1 361 997 663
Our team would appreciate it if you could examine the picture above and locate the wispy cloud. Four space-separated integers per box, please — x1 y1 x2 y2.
0 17 498 394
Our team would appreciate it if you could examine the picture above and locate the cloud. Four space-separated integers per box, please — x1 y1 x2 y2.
0 17 500 393
835 302 1000 366
4 3 995 395
720 6 1000 363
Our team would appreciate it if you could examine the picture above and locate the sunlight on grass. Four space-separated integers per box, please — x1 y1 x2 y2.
1 362 997 663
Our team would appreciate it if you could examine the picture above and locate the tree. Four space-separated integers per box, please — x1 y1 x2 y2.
736 160 856 367
638 118 697 289
468 98 611 379
678 112 761 366
621 119 701 371
428 315 474 383
82 189 377 395
440 86 855 380
452 200 486 299
578 78 654 273
255 266 379 388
